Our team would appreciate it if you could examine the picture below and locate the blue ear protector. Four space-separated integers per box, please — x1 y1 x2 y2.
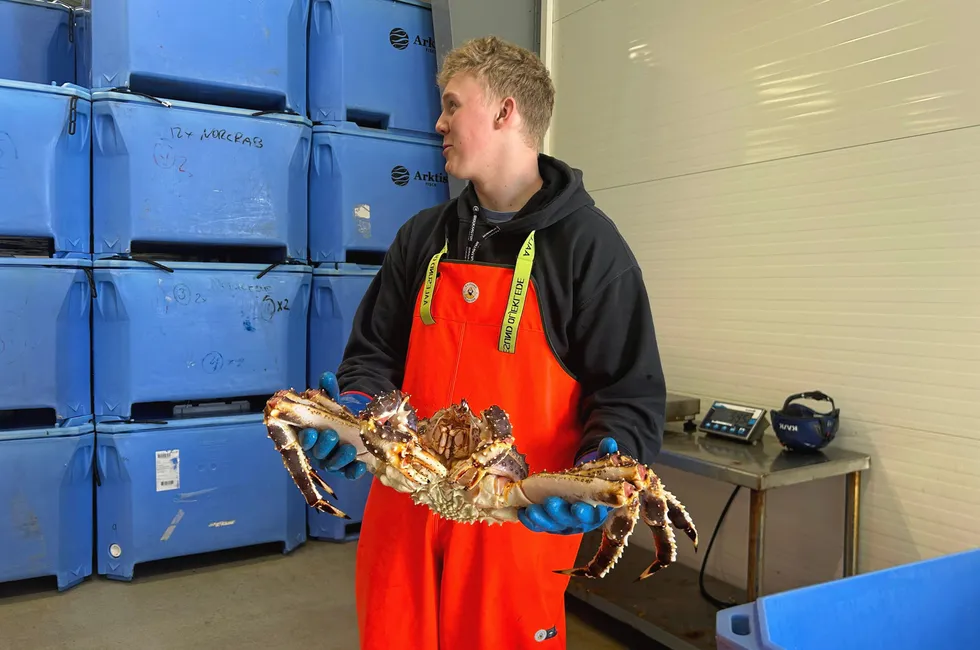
770 391 840 452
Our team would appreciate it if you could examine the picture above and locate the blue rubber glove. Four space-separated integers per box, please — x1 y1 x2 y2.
518 437 619 535
298 371 369 481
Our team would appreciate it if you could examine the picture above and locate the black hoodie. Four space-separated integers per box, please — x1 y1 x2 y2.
336 154 668 467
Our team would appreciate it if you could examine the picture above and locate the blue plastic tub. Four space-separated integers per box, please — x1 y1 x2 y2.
92 91 311 260
0 80 91 258
91 260 311 422
0 0 77 86
0 423 94 591
306 265 377 540
0 258 92 429
716 548 980 650
307 264 377 388
90 0 310 113
95 414 307 580
309 123 448 263
309 0 440 135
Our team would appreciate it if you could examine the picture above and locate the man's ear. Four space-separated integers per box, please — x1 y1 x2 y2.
495 96 518 127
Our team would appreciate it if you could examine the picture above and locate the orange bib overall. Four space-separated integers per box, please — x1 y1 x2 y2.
354 232 586 649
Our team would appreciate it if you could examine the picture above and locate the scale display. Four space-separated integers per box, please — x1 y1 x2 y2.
698 400 769 444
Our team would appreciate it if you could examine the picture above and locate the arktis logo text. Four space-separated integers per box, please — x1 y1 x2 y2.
391 166 449 187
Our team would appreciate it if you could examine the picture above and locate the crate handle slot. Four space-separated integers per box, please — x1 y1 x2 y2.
313 0 339 38
312 139 338 177
313 283 338 317
716 603 764 650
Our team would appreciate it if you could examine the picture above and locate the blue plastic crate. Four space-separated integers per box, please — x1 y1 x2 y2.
0 424 94 591
92 91 311 260
0 258 92 429
309 123 449 263
307 264 378 540
307 264 377 388
716 548 980 650
0 80 91 258
309 0 440 135
95 414 307 581
0 0 77 86
90 0 310 114
92 260 311 422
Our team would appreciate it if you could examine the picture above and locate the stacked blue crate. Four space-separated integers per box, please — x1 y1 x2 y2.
0 0 78 87
86 0 313 579
90 0 309 114
0 259 94 591
305 0 450 535
307 265 377 541
308 0 441 135
0 79 92 258
309 122 448 263
91 91 310 260
0 1 94 591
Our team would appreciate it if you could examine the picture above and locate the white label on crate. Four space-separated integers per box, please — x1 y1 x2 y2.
355 204 371 238
155 450 180 492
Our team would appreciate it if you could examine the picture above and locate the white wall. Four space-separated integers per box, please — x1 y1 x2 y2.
547 0 980 595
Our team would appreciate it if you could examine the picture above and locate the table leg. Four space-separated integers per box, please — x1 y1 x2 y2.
747 489 766 601
843 471 861 577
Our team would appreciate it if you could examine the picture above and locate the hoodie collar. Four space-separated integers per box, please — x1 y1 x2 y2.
455 154 594 233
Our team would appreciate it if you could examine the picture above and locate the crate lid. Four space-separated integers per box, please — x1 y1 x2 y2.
388 0 433 8
0 422 94 442
91 90 313 126
313 262 381 277
95 413 264 434
313 121 442 147
0 256 93 269
92 259 312 274
4 0 73 13
0 79 91 100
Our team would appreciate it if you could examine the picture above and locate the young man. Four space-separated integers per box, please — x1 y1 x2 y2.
302 36 667 649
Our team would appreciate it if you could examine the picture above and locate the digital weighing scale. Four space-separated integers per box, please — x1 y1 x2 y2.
698 400 770 444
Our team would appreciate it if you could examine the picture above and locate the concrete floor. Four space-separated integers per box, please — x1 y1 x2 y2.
0 541 657 650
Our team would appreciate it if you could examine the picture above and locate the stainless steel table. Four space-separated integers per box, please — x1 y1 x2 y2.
565 422 871 650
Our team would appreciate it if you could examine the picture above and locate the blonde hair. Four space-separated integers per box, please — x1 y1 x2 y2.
438 36 554 150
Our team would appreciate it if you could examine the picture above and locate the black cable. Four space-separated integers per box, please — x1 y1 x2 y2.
699 484 742 609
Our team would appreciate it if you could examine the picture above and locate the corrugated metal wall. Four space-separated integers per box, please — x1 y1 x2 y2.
549 0 980 593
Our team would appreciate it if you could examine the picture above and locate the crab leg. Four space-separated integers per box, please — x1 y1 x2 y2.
637 485 678 581
555 494 641 578
265 389 368 457
664 489 699 549
266 418 351 520
500 472 634 510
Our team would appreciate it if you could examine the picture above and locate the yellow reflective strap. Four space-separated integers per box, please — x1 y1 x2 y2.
498 231 536 354
420 239 448 325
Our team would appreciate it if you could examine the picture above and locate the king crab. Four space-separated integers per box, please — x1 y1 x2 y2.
264 387 698 580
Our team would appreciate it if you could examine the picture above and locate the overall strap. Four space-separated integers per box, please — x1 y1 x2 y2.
419 239 448 325
418 231 537 355
498 231 535 354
